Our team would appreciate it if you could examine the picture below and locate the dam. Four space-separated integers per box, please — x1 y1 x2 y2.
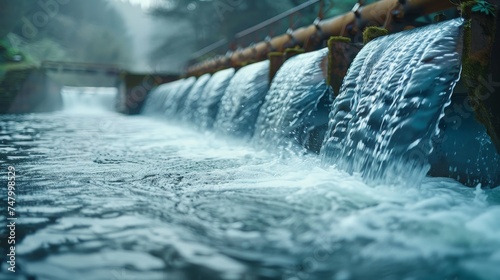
1 0 500 279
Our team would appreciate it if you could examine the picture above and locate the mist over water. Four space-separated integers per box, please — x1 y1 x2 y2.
61 86 117 112
111 1 195 72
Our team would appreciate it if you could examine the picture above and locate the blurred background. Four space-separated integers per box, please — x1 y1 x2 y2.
0 0 378 75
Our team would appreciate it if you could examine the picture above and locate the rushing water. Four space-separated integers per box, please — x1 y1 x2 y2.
143 77 196 117
196 68 235 130
180 74 212 123
253 48 331 153
214 60 270 138
1 101 500 280
2 17 500 280
321 19 464 186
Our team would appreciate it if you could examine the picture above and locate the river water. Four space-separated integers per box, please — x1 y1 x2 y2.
1 98 500 280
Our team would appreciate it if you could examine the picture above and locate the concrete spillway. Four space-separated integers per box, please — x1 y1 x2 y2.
143 18 499 188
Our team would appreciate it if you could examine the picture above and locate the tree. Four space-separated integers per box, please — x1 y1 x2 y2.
2 0 131 67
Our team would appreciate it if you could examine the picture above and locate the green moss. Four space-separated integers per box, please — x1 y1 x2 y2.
460 0 497 18
362 26 388 44
284 48 304 60
328 36 352 44
284 47 304 53
268 52 283 59
239 60 257 67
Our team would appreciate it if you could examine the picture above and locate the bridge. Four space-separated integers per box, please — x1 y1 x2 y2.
40 60 165 114
41 60 123 76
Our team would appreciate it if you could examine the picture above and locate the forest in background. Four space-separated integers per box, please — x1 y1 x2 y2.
0 0 380 73
0 0 131 69
148 0 377 66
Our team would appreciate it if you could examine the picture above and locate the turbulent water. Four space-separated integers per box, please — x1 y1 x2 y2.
1 103 500 280
321 19 464 185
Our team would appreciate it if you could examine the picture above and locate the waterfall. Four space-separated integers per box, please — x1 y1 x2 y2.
163 77 196 117
214 60 269 138
142 82 168 115
320 18 464 184
253 48 332 153
143 77 196 116
61 86 117 112
138 18 496 186
179 73 212 122
195 68 235 130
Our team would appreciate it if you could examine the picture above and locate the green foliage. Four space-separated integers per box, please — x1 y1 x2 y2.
1 0 131 67
0 40 23 63
471 0 497 16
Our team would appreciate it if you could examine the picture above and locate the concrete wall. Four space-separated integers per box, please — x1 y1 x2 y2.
0 68 62 114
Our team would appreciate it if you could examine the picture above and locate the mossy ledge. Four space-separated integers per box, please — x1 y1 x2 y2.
283 47 304 60
328 36 352 44
362 26 389 44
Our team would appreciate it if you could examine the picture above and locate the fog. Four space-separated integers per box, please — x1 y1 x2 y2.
110 0 196 73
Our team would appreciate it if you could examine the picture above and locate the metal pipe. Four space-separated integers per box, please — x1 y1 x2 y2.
187 0 455 76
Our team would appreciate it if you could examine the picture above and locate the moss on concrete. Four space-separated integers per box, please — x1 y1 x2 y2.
268 52 283 59
362 26 388 44
283 47 304 60
328 36 352 44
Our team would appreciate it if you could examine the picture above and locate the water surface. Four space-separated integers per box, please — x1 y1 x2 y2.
1 108 500 280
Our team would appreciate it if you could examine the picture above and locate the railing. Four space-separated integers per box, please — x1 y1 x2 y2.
189 0 327 64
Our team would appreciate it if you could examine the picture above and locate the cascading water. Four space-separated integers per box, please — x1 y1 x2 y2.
320 18 464 185
142 83 170 115
61 86 117 112
164 77 196 117
143 79 182 115
253 48 332 153
214 60 269 138
179 73 211 122
12 16 500 280
195 68 235 130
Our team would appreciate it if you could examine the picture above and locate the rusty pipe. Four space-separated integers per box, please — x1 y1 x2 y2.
187 0 455 76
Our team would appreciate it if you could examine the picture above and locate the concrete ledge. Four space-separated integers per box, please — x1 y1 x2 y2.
0 68 62 114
